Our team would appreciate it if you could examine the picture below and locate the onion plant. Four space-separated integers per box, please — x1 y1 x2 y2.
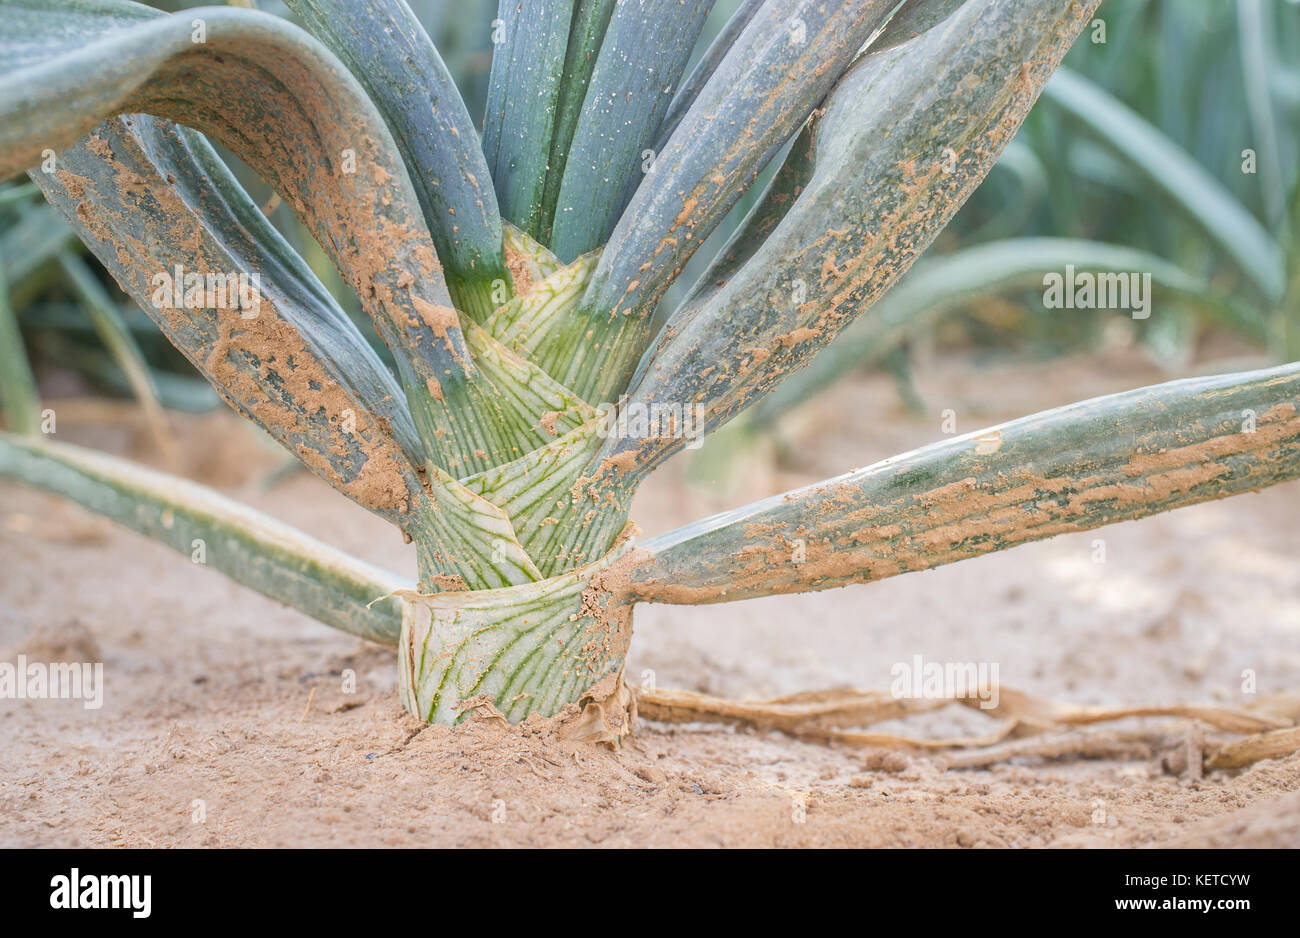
2 0 1298 733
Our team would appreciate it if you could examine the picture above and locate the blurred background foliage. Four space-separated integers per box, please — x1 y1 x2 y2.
2 0 1297 470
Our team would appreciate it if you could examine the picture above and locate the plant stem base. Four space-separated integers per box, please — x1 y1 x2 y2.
398 545 636 728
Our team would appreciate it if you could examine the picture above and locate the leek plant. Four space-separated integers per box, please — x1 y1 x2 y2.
1 0 1298 734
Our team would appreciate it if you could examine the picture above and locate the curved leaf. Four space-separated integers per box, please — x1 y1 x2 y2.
33 118 429 519
3 0 604 482
0 431 408 645
680 0 973 313
0 0 513 472
616 0 1104 478
283 0 512 321
682 115 816 313
1237 0 1287 237
0 241 39 434
537 0 1103 573
864 0 968 55
654 0 764 151
485 247 599 364
32 115 545 590
55 251 171 456
503 220 564 286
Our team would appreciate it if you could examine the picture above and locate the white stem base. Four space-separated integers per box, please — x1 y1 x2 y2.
398 547 635 725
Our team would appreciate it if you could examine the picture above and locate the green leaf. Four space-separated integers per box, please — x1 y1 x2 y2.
864 0 968 55
623 362 1300 603
283 0 512 321
503 221 564 285
681 117 816 313
482 0 575 239
654 0 764 151
615 0 1104 480
0 198 78 292
461 320 597 454
485 246 600 372
546 0 716 261
2 0 604 483
680 0 973 313
1042 67 1286 304
0 0 507 472
538 0 617 243
555 0 899 404
415 461 545 590
55 251 170 451
0 240 39 434
1237 0 1288 238
32 116 543 591
34 117 430 522
458 416 607 576
0 431 408 645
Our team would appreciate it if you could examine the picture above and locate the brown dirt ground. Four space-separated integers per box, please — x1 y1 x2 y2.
2 345 1299 848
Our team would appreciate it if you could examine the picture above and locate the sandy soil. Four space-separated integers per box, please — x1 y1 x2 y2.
2 346 1299 848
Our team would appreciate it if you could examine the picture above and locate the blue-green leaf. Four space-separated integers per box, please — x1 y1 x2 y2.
625 362 1300 603
0 240 39 435
546 0 716 261
283 0 512 321
530 0 1102 574
655 0 764 151
550 0 899 403
539 0 617 244
482 0 575 239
